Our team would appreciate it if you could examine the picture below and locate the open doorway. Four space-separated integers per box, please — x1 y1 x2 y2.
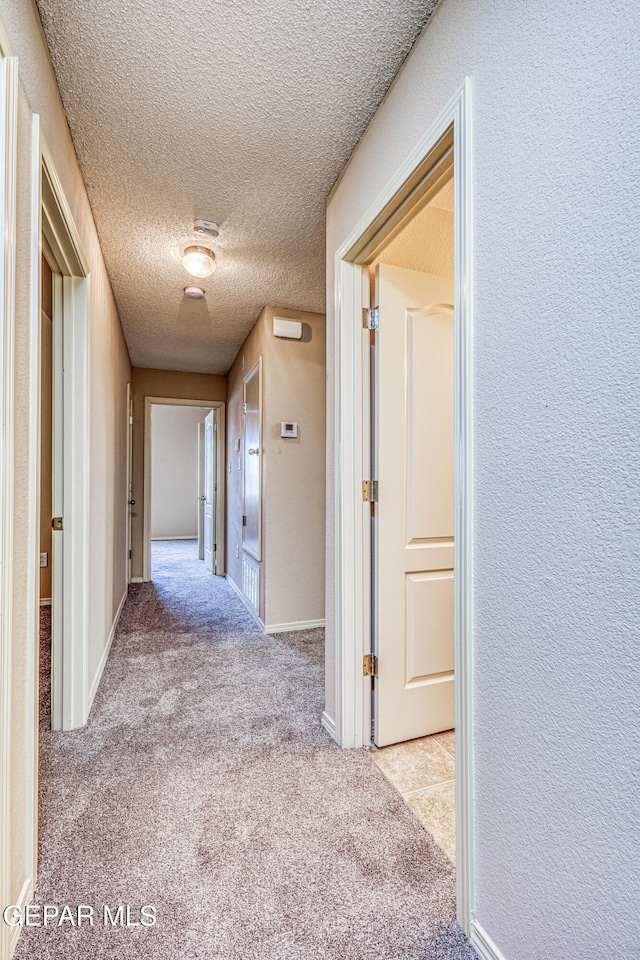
143 398 225 582
333 83 473 930
366 171 457 863
37 145 91 735
38 255 53 730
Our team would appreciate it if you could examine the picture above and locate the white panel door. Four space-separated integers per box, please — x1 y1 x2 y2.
375 263 454 747
243 360 261 560
204 411 215 573
197 422 205 561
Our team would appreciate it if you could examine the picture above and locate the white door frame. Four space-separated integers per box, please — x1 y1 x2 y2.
332 80 474 932
142 397 225 581
0 24 18 960
30 128 91 741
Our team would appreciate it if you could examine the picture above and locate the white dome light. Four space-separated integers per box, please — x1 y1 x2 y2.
181 245 216 278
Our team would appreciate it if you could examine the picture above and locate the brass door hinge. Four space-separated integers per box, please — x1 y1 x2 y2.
363 654 378 678
362 480 378 503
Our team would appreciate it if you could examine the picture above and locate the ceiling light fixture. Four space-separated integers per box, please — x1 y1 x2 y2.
183 286 205 299
182 245 216 278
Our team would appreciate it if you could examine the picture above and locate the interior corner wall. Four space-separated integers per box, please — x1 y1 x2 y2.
226 305 326 629
3 0 132 930
325 2 640 958
150 405 211 540
130 367 226 579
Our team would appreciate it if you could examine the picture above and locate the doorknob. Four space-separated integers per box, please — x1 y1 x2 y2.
128 500 136 505
248 448 259 455
198 496 206 501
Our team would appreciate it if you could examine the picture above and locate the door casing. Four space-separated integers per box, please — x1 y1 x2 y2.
331 80 473 932
142 397 225 580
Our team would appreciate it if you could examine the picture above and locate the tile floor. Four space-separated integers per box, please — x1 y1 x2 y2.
372 729 456 864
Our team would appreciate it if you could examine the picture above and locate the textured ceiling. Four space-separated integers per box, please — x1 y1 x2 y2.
35 0 440 374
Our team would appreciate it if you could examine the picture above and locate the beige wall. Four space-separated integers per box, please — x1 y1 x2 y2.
150 405 211 539
3 0 131 928
226 305 326 629
130 367 226 579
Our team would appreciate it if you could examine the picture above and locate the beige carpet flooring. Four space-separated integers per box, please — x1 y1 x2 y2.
16 540 476 959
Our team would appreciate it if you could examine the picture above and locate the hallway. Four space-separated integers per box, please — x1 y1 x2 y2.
19 541 474 959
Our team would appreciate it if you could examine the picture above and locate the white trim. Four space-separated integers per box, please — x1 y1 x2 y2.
7 877 34 956
265 618 326 634
226 574 265 631
130 577 144 583
0 37 18 960
25 112 42 904
332 79 474 934
142 397 225 581
321 711 337 742
151 535 198 541
85 587 127 719
471 922 509 960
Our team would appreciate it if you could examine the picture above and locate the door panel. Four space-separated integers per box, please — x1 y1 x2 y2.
204 411 215 573
374 263 454 747
243 360 261 560
197 422 205 561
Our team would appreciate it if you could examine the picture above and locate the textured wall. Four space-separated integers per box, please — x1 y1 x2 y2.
226 306 326 629
130 367 226 579
150 405 211 540
326 1 640 957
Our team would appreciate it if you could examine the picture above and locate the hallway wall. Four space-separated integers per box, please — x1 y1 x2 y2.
325 2 640 959
226 305 326 630
130 367 226 579
2 0 131 938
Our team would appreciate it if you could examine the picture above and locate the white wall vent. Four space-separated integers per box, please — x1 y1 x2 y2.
273 316 302 339
242 554 260 613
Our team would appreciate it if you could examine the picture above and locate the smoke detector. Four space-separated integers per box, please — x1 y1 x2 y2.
194 219 219 238
183 286 205 299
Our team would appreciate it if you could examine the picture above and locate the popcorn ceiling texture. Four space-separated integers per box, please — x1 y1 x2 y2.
35 0 439 374
18 540 477 960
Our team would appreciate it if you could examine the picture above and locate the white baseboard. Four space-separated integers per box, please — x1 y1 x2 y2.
150 535 197 541
8 877 33 954
321 711 337 742
472 921 508 960
226 575 265 631
85 587 127 721
130 577 144 583
264 618 325 634
39 598 51 606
